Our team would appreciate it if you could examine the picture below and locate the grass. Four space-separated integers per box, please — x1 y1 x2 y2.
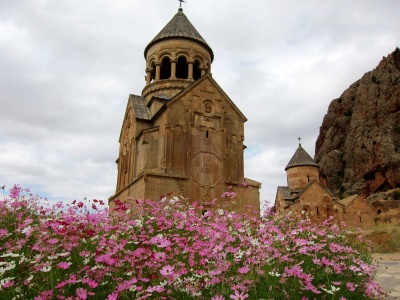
363 220 400 253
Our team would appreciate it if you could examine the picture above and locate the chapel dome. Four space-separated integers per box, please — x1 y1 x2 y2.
285 144 319 171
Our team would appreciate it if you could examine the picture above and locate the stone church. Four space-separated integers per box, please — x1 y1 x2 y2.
108 8 261 214
274 143 377 229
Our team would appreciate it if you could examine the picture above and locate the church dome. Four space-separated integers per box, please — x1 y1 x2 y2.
144 8 214 61
285 144 319 171
142 8 214 101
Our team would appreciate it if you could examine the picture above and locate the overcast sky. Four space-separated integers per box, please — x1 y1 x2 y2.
1 0 399 206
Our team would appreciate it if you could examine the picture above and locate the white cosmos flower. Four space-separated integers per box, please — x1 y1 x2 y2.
41 266 52 272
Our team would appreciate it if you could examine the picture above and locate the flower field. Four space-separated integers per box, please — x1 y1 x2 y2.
0 185 385 299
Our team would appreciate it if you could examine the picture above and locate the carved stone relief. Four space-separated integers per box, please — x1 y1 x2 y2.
191 152 223 202
203 100 213 114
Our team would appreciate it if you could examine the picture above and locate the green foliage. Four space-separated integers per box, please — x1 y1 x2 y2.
390 190 400 200
395 138 400 152
339 185 346 199
393 123 400 134
344 109 352 117
372 76 380 84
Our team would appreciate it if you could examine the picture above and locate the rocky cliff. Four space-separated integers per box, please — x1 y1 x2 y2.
315 48 400 198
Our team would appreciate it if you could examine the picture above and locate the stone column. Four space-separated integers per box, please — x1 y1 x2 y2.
170 59 177 79
155 63 161 81
145 69 152 85
188 62 194 81
201 67 206 76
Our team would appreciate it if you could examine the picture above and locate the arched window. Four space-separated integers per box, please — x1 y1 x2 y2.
160 57 171 80
193 60 202 80
176 56 188 79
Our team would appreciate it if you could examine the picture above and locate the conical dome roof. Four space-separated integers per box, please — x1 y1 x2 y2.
285 144 319 171
144 8 214 61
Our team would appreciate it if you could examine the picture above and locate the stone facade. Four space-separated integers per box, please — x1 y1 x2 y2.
109 8 261 215
274 144 377 229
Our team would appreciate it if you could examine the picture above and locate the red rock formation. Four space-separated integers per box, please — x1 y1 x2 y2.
315 48 400 198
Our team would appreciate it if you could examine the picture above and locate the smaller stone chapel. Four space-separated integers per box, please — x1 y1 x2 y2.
109 8 261 214
274 143 377 228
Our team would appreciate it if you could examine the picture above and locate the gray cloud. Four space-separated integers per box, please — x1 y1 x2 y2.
1 0 399 204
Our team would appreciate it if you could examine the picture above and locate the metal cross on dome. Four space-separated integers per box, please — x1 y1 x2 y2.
178 0 186 8
298 136 302 145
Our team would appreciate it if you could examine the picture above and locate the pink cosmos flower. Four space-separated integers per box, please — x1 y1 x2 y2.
349 265 360 272
76 288 87 299
209 269 223 276
82 277 98 288
79 251 91 257
47 238 59 245
238 266 250 274
211 296 225 300
284 265 303 277
0 228 8 238
346 282 356 292
9 184 21 199
221 191 236 198
33 290 53 300
229 290 249 300
154 252 166 261
359 262 373 275
107 292 118 300
58 262 70 269
157 238 171 248
321 256 331 266
213 244 224 253
333 264 342 274
302 281 321 294
147 285 165 293
160 265 174 277
210 277 221 284
2 280 14 288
